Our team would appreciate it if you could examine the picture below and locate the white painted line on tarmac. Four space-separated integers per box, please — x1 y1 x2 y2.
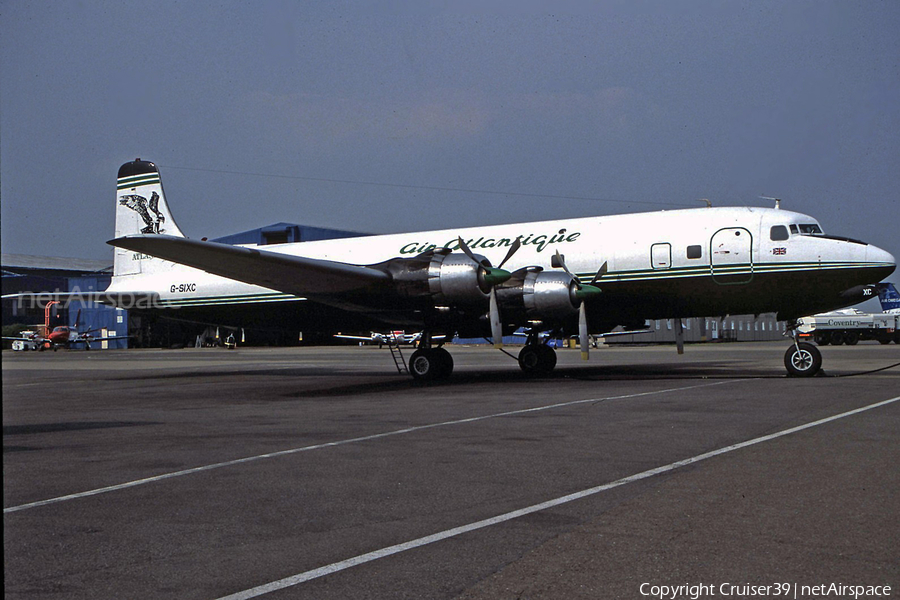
215 395 900 600
4 380 736 514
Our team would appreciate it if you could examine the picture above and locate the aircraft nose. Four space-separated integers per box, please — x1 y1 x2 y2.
868 244 896 269
867 244 896 279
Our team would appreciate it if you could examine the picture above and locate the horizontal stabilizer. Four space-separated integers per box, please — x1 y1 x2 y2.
107 235 391 296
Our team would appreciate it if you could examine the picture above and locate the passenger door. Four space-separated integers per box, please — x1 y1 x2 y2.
710 227 753 284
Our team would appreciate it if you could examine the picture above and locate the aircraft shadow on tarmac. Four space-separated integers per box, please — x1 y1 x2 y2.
102 359 881 402
3 421 162 436
279 363 789 399
3 421 163 454
104 364 772 400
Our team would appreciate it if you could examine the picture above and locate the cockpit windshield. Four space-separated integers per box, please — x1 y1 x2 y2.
790 223 823 235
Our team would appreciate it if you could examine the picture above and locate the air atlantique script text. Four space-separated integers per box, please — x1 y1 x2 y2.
399 229 581 255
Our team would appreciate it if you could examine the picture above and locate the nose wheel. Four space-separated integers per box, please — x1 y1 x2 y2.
784 341 822 377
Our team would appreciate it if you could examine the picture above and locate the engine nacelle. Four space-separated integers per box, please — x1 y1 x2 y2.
427 252 492 305
386 249 491 306
496 269 580 323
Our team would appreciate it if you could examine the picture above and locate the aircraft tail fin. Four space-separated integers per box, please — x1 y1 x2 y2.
877 282 900 313
114 159 185 277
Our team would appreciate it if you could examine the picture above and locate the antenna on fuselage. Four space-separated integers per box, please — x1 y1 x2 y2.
698 198 711 208
760 195 781 209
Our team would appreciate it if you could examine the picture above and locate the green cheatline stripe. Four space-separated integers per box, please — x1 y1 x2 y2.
164 293 300 303
596 260 884 279
117 175 160 190
162 299 303 308
161 295 304 308
576 261 891 283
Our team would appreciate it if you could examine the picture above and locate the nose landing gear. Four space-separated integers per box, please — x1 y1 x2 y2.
784 321 823 377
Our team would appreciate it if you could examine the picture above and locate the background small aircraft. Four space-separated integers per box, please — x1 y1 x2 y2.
3 304 128 351
334 331 445 347
4 326 128 351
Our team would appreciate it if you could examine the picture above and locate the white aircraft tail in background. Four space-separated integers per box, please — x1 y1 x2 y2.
877 282 900 313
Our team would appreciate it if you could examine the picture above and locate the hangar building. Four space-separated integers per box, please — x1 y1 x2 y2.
1 253 125 348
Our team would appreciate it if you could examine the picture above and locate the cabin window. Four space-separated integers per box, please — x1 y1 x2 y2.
770 225 789 241
686 245 702 259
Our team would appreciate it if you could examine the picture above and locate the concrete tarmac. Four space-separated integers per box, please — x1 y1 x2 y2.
3 342 899 599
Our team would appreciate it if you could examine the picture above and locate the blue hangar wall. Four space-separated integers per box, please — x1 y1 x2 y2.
67 273 129 349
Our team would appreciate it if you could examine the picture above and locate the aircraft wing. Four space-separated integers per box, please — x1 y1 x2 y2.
69 336 130 344
108 235 392 296
597 329 653 338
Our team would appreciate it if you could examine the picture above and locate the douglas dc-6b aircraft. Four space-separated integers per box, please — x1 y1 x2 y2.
75 159 897 379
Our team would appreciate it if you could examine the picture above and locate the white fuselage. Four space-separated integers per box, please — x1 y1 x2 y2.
107 206 892 311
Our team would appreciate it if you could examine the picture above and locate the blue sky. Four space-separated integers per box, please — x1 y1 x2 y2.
2 1 897 272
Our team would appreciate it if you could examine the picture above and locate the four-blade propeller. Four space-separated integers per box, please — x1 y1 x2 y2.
457 237 520 347
457 237 607 356
554 251 607 360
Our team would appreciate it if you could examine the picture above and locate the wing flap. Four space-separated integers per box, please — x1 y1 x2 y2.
108 235 391 296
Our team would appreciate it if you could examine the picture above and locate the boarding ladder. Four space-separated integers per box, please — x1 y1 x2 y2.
388 341 408 375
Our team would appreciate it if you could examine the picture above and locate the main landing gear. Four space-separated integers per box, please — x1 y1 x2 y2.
784 320 822 377
517 330 558 375
408 336 454 382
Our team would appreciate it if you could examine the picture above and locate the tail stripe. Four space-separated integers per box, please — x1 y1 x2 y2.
117 174 161 190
